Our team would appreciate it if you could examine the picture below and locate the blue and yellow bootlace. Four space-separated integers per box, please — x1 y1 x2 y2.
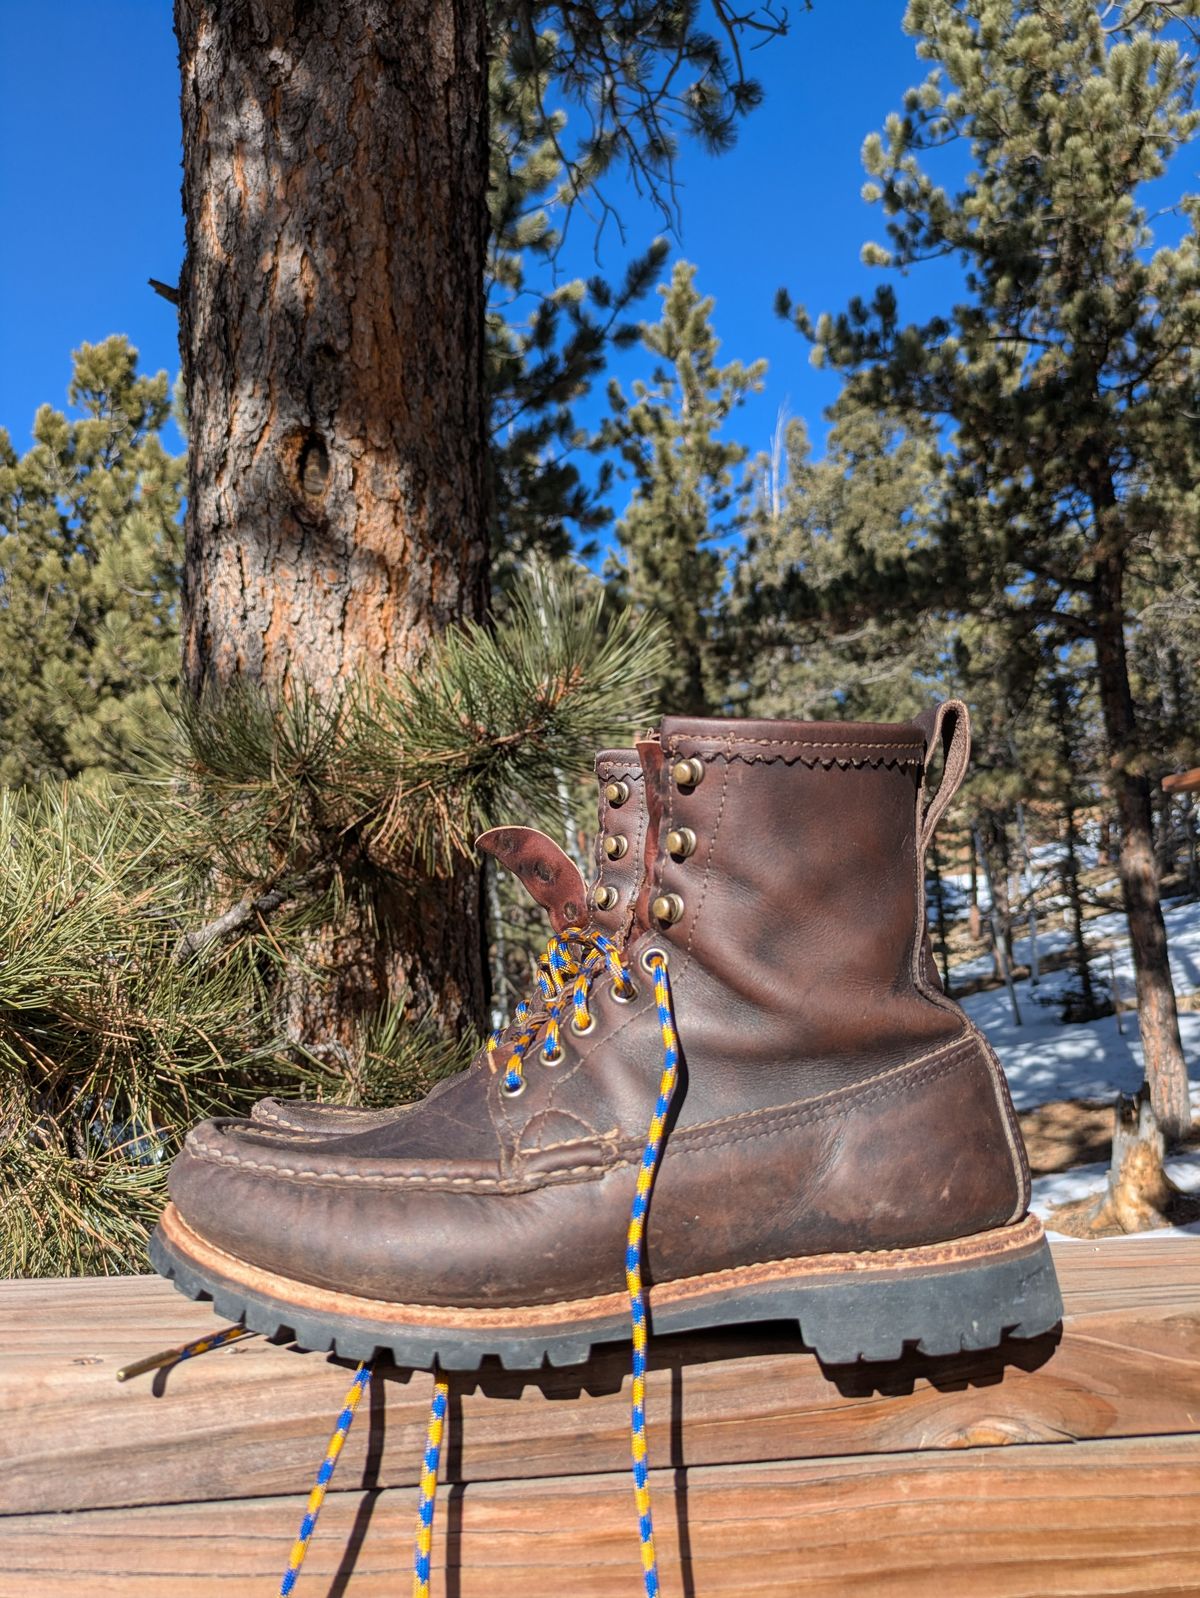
414 939 680 1598
488 927 635 1092
413 1374 450 1598
124 937 681 1597
280 1362 372 1595
627 948 678 1596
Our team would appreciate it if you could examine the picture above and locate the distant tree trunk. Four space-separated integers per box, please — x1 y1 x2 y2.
1093 549 1190 1141
928 834 952 994
1014 799 1039 986
979 811 1014 971
974 824 1021 1026
1062 798 1097 1018
967 838 981 941
1154 789 1175 882
1185 795 1199 896
1098 813 1114 865
175 0 491 1046
1050 676 1098 1021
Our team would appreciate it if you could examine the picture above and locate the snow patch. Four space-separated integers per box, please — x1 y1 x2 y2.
959 897 1200 1110
1032 1152 1200 1242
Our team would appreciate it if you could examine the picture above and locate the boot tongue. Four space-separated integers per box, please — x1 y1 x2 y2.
631 736 665 935
476 827 587 933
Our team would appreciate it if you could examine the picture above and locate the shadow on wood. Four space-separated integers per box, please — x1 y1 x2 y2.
1 1239 1198 1593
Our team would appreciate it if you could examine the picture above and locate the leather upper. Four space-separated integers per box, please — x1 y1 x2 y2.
168 708 1030 1308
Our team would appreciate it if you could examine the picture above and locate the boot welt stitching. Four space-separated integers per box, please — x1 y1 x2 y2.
161 1206 1046 1321
182 1036 980 1190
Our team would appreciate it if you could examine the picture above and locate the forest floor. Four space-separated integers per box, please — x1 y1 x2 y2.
950 891 1200 1239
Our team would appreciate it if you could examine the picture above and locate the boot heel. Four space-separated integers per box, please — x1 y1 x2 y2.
651 1216 1063 1365
786 1232 1061 1363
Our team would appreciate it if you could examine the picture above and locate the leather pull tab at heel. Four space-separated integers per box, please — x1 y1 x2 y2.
916 699 972 855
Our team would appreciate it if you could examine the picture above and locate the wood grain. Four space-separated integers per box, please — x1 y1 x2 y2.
4 1435 1199 1596
2 1240 1198 1516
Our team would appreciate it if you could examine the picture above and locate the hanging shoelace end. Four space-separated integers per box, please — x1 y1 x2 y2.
115 1322 254 1382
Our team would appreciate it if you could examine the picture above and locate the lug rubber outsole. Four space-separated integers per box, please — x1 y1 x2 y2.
150 1205 1063 1371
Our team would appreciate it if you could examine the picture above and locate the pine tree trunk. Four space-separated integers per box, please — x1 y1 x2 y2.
967 841 981 941
1052 677 1098 1021
928 834 952 994
1062 798 1097 1019
175 0 491 1045
980 812 1014 971
1093 553 1191 1142
1099 814 1114 865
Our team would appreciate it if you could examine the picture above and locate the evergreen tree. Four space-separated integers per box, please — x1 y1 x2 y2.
1131 561 1200 883
173 0 785 1042
732 398 947 720
602 260 764 714
784 0 1200 1138
0 338 183 785
486 40 668 576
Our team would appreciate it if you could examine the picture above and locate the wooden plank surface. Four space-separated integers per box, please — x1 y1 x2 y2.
1 1239 1198 1516
4 1434 1199 1596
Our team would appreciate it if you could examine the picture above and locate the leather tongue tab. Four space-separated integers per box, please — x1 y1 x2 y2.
477 827 588 934
632 736 665 934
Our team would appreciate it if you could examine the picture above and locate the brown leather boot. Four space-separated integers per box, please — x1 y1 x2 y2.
248 749 648 1136
151 704 1060 1369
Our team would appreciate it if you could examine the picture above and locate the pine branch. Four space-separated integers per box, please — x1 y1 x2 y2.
171 864 331 965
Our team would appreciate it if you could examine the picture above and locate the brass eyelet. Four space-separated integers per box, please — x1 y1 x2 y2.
570 1013 596 1037
500 1077 526 1098
593 885 619 912
603 835 628 861
671 757 704 789
640 945 670 973
540 1047 564 1068
604 780 630 806
651 892 685 927
610 980 638 1005
665 827 697 860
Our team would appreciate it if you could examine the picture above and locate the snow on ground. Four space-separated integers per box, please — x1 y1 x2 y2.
1029 1150 1200 1246
1031 1152 1200 1241
958 895 1200 1110
952 895 1200 1239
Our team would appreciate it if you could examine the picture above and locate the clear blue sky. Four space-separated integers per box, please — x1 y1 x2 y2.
0 2 962 523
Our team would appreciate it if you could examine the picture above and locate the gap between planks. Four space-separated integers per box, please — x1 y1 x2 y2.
1 1239 1198 1520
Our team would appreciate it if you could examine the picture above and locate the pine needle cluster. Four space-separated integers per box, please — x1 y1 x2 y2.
0 781 293 1276
168 563 668 905
1 565 667 1276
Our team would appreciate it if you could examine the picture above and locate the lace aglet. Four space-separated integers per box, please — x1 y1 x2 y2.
115 1323 253 1381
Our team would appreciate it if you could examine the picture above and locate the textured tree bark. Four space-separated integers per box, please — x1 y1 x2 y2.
1094 554 1191 1143
175 0 491 1045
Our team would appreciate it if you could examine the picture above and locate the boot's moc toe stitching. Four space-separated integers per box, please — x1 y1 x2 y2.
153 706 1062 1374
249 1099 407 1137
